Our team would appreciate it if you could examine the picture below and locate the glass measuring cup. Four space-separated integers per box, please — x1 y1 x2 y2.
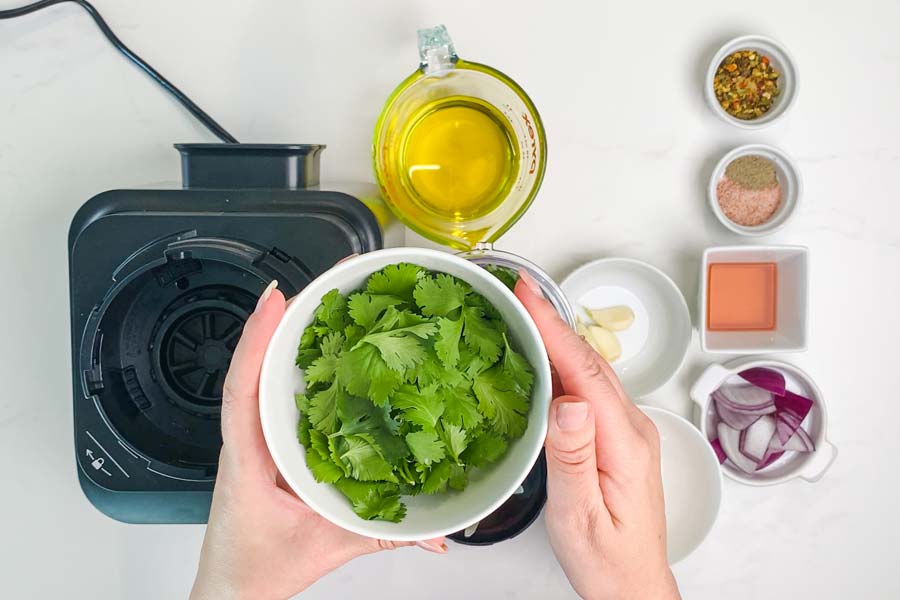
373 25 547 250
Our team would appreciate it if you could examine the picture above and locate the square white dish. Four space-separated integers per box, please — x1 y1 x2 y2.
699 245 809 353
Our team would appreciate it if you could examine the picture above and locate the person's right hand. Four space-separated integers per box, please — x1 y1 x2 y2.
515 271 680 600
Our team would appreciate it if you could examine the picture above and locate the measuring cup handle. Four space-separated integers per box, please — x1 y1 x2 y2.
417 25 458 75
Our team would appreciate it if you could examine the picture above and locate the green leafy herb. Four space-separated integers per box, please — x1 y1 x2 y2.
293 263 535 522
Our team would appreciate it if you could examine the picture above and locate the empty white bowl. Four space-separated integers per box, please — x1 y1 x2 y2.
689 358 837 485
258 248 552 541
705 35 799 129
639 406 722 564
708 144 802 237
561 258 691 398
699 245 809 353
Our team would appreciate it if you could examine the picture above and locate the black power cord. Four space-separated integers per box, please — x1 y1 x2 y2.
0 0 239 143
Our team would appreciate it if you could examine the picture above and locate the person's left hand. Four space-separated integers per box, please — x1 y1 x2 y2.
191 281 446 600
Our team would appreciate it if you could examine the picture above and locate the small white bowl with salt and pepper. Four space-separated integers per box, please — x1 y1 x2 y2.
708 144 801 237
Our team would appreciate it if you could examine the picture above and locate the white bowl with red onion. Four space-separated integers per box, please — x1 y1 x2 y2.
690 358 837 485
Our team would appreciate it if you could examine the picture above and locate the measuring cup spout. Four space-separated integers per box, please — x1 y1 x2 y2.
418 24 458 75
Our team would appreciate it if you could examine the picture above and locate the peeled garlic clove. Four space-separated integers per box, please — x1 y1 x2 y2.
587 305 634 332
586 325 622 362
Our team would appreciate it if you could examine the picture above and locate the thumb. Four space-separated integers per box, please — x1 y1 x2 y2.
545 396 607 522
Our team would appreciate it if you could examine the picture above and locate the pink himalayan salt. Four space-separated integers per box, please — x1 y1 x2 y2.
716 176 782 227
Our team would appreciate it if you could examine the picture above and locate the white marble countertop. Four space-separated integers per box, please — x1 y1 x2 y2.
2 1 898 598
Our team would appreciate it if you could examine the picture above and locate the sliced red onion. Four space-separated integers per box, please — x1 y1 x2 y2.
711 385 776 413
709 438 727 464
782 426 815 452
717 422 758 474
756 449 785 471
714 398 764 430
738 415 777 462
775 410 807 445
739 367 787 397
775 390 814 421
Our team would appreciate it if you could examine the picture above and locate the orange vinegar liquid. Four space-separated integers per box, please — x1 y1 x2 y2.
707 263 778 331
397 96 519 221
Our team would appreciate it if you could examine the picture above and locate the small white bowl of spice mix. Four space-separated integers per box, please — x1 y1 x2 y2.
708 144 801 237
705 35 798 129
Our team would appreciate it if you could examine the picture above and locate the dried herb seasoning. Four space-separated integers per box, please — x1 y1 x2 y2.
714 50 780 120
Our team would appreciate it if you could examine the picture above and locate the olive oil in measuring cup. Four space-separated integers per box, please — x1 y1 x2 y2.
374 25 546 250
398 96 519 220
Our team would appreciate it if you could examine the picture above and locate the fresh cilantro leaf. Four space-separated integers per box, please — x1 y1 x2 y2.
441 385 483 430
457 346 492 381
358 322 436 372
306 448 343 483
473 367 529 438
314 289 350 330
337 344 402 405
294 393 310 413
413 274 467 317
360 333 427 372
501 332 534 394
460 431 508 467
333 395 409 464
296 414 311 447
485 265 518 291
309 428 331 460
343 324 366 349
448 463 468 491
410 350 466 389
304 354 338 387
292 263 537 523
295 347 321 369
366 263 425 302
462 306 503 363
308 382 343 434
434 316 463 366
347 293 402 330
465 290 505 324
298 325 317 350
443 423 468 462
392 385 445 429
319 331 345 357
334 479 407 522
421 460 453 494
335 435 397 482
405 430 446 466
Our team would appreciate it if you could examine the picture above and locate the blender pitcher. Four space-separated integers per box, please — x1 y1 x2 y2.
374 25 547 251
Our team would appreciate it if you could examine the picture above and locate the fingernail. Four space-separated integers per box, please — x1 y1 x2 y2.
518 269 542 296
415 540 448 554
256 280 278 312
556 402 589 431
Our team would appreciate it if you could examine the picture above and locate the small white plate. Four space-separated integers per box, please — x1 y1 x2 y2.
640 406 722 564
561 258 691 398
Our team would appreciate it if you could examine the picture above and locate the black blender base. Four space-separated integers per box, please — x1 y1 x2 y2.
69 144 382 524
78 468 212 524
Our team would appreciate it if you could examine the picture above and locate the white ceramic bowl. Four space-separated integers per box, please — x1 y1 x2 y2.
708 144 802 236
259 248 552 541
699 245 809 353
705 35 798 129
561 258 691 398
689 358 837 485
640 406 722 564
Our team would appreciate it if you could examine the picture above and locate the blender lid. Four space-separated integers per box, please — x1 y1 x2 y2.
449 450 547 545
459 246 576 328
